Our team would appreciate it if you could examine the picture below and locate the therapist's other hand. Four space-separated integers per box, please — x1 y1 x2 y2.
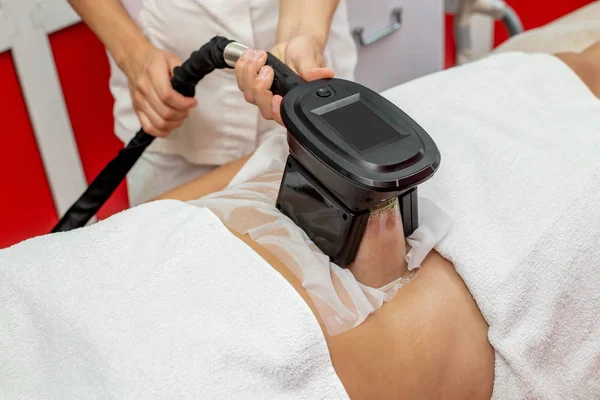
235 34 334 126
124 44 198 137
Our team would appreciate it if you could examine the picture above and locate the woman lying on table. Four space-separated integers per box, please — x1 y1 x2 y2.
2 41 600 400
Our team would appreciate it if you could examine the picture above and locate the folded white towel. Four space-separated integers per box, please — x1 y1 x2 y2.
382 52 600 398
0 201 349 400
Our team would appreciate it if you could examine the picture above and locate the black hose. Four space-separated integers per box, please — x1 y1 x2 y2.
502 4 524 37
51 36 234 233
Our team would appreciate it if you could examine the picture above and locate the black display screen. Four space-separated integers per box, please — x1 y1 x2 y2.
320 100 402 152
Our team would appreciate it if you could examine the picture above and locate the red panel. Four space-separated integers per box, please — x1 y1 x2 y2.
494 0 595 47
0 51 58 249
445 13 456 69
49 23 129 220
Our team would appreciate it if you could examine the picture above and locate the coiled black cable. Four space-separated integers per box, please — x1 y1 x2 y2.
51 36 234 232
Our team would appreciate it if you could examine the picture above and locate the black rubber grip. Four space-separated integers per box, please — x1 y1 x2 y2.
265 52 305 96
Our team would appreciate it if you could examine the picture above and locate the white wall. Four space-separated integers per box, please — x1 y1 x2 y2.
1 0 86 216
346 0 445 92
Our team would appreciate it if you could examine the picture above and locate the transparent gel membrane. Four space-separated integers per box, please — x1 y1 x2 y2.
349 198 416 290
190 169 420 336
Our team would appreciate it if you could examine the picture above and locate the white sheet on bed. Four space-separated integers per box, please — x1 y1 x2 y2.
381 52 600 398
0 201 349 400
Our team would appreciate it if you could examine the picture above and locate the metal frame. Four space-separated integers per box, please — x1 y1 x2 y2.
1 0 87 218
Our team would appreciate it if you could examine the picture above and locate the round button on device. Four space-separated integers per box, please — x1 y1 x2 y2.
316 87 332 98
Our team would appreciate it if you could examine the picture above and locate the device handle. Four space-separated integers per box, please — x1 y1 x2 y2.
352 8 403 47
266 52 305 97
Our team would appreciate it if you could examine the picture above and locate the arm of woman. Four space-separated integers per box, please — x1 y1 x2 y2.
67 0 197 136
236 0 341 125
150 154 253 202
67 0 148 72
276 0 341 49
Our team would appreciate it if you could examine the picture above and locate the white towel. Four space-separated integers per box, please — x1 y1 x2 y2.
382 52 600 398
0 200 349 400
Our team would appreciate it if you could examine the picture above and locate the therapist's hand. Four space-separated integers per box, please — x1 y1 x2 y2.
123 44 198 137
235 34 334 126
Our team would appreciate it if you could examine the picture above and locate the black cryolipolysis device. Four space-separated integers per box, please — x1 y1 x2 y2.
276 77 440 266
52 36 441 267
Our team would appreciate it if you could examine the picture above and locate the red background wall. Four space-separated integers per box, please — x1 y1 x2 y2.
0 0 594 249
0 25 128 249
0 52 58 248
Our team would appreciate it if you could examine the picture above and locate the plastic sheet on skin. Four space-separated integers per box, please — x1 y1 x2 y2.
189 167 416 336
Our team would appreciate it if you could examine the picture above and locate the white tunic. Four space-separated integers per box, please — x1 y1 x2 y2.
109 0 358 166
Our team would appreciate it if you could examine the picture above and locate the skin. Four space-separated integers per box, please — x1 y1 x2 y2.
555 42 600 98
152 46 600 398
234 230 495 400
151 145 495 400
154 166 495 399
